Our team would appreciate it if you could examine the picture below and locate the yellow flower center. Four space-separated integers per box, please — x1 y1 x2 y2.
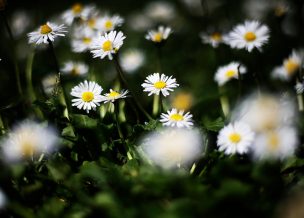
170 113 184 121
211 32 222 41
88 19 96 28
71 67 79 76
225 70 236 78
267 132 279 151
104 20 113 30
172 93 192 110
284 59 299 75
153 33 163 42
72 3 83 14
154 81 166 89
82 37 92 44
21 142 35 157
102 40 113 51
82 91 94 102
244 31 256 42
108 91 120 98
229 133 241 143
40 24 52 34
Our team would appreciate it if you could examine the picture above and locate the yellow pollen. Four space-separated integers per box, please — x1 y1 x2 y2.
21 142 35 157
104 20 113 29
225 70 236 78
170 113 184 121
154 81 166 89
40 24 52 34
82 91 94 102
211 32 222 41
284 59 299 75
172 93 193 111
244 31 256 42
82 37 92 44
153 33 163 42
102 40 112 51
71 67 79 76
72 3 83 14
267 132 279 151
88 19 96 28
229 133 241 143
108 91 120 98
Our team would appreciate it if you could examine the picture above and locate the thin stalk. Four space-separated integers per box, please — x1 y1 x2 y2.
219 86 229 118
47 39 60 74
0 113 5 135
114 102 125 144
152 94 160 116
236 65 242 103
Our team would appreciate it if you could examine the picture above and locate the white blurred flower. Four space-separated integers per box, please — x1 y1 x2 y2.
127 12 153 31
225 20 269 52
90 30 126 60
145 26 172 43
62 3 95 25
70 80 103 113
120 49 145 73
214 62 247 86
217 122 255 155
200 31 224 48
71 27 96 53
61 61 88 77
1 120 59 162
27 22 67 44
140 128 204 169
142 73 179 97
100 89 128 103
295 81 304 94
243 0 272 20
42 74 57 95
10 10 32 37
96 14 124 32
252 127 298 160
144 1 176 22
160 108 193 128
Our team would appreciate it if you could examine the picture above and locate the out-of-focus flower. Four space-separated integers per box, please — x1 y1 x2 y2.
171 92 193 111
127 12 153 32
90 31 126 60
142 73 179 97
27 22 67 44
225 20 270 52
100 89 128 103
140 127 204 169
160 108 193 128
145 26 172 43
1 120 59 162
42 74 58 95
10 11 32 37
120 49 145 73
96 14 124 32
62 3 95 25
70 80 103 113
295 81 304 94
274 1 289 17
214 62 247 86
180 0 222 16
144 1 176 22
61 61 88 77
217 122 255 155
252 127 298 160
243 0 272 20
71 27 96 53
200 31 224 48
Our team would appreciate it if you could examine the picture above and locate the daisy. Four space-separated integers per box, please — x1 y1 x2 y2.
200 31 224 48
295 81 304 94
61 61 88 77
145 26 172 43
71 28 96 53
252 127 298 160
160 108 193 128
120 49 145 73
1 120 59 162
90 30 126 60
70 80 103 113
144 1 176 22
171 92 193 111
96 14 124 32
214 62 247 86
142 73 179 97
217 122 255 155
140 127 204 169
100 89 129 103
62 3 94 25
28 22 67 44
225 20 269 52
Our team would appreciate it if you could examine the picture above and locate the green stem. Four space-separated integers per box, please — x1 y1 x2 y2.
0 113 5 135
114 102 125 144
219 86 229 118
152 94 160 116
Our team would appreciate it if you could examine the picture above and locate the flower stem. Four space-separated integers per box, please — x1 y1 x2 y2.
152 94 160 116
0 113 5 135
219 86 229 118
114 102 125 143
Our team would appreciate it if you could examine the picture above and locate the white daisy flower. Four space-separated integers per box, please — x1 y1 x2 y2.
70 80 103 113
144 1 176 22
145 26 172 43
120 49 145 73
225 20 270 52
160 108 193 128
71 28 96 53
61 61 88 77
62 3 94 25
1 120 59 162
200 31 223 48
96 14 124 32
140 127 204 169
295 81 304 94
142 73 179 97
217 122 255 155
252 127 298 160
100 89 129 103
214 62 247 86
27 22 67 44
90 30 126 60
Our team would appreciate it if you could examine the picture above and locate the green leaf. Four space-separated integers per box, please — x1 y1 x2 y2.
71 114 98 129
202 117 225 132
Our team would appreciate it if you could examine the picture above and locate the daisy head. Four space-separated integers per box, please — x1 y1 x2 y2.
100 89 129 103
28 22 67 44
145 26 172 44
70 80 103 113
214 62 247 86
96 14 124 32
200 31 223 48
160 108 193 128
120 49 145 73
1 120 59 162
71 27 96 53
142 73 179 97
61 61 88 77
62 3 95 25
171 92 193 111
90 30 126 60
225 20 270 52
217 121 255 155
